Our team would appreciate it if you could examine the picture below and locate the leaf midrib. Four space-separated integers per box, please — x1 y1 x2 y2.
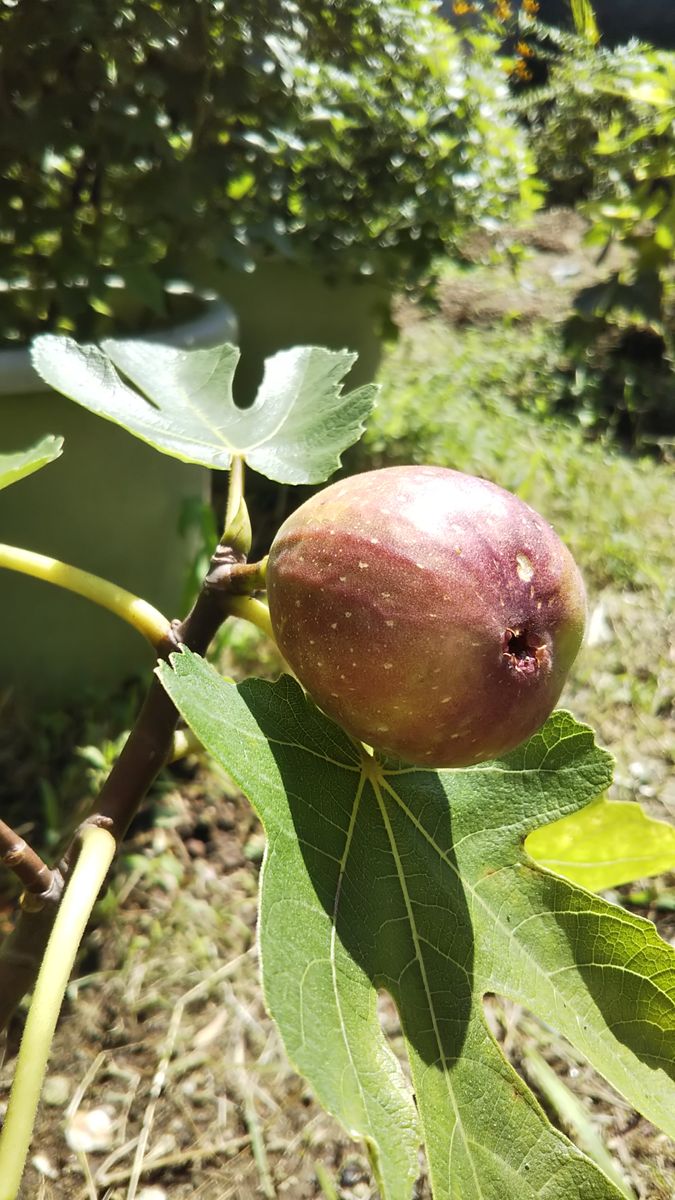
373 773 486 1200
329 769 376 1130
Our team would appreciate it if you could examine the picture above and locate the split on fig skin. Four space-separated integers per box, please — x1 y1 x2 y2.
266 466 586 768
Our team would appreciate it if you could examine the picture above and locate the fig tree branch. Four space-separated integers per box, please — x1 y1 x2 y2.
0 820 54 898
0 540 251 1032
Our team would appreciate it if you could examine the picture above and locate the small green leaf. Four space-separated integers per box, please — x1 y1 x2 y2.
0 435 63 491
30 336 376 485
160 650 675 1200
570 0 601 46
526 797 675 891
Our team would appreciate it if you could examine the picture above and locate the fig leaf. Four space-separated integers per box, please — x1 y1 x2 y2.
526 796 675 891
31 337 376 484
0 435 63 492
159 649 675 1200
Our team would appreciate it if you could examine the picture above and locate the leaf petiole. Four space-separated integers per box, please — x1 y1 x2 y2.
0 543 171 648
0 823 116 1200
222 455 251 554
226 595 275 642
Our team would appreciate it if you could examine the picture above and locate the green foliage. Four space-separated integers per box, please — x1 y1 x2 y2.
568 0 600 46
31 338 376 484
0 0 536 343
0 435 63 492
361 324 675 591
6 315 674 1195
160 650 675 1200
513 22 674 206
4 314 675 1197
525 797 675 891
512 19 675 441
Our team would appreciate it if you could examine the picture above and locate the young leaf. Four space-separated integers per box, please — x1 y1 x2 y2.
30 336 376 484
160 651 675 1200
526 797 675 891
0 435 63 491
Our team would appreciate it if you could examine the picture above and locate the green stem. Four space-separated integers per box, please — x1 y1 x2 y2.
226 595 275 641
0 543 170 648
0 824 116 1200
224 455 245 535
221 456 251 555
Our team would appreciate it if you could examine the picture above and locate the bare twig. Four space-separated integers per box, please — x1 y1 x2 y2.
0 820 54 898
94 1136 251 1189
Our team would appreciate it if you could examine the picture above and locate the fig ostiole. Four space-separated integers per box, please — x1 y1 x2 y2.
266 465 586 768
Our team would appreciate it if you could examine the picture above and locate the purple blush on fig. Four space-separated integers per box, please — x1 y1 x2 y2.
266 465 586 767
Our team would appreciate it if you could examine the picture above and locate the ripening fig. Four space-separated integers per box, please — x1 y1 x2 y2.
266 465 586 767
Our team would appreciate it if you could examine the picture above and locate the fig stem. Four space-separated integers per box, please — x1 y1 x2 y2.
226 595 275 642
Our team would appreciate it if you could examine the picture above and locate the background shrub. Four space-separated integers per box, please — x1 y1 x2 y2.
509 17 675 447
0 0 536 343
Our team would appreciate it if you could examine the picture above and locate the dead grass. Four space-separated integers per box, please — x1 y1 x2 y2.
3 779 361 1200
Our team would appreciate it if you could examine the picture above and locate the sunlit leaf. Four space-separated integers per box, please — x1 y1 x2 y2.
160 650 675 1199
570 0 600 46
526 797 675 891
31 337 377 485
0 435 64 491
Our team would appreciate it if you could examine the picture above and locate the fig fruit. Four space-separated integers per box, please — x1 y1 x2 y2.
266 465 586 767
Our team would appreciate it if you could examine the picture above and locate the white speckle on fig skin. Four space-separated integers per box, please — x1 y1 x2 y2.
516 552 534 582
267 466 586 767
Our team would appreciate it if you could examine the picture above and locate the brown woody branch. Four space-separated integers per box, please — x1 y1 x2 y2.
0 819 54 898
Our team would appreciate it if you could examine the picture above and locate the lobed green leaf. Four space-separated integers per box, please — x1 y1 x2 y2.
31 337 376 485
160 651 675 1200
